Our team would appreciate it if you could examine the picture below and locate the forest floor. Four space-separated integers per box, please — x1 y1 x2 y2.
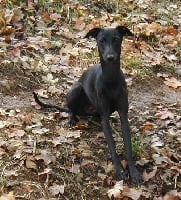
0 0 180 199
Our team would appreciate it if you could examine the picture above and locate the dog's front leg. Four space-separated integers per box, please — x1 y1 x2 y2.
101 115 126 181
118 110 142 184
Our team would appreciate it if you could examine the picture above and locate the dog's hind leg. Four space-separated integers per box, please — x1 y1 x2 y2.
66 82 91 126
66 82 82 125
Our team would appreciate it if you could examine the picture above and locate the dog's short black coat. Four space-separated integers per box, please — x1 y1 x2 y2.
33 26 142 184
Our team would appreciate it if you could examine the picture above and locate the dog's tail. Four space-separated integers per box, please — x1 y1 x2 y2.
33 92 70 113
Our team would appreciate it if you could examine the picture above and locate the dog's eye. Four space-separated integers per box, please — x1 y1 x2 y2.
99 38 106 44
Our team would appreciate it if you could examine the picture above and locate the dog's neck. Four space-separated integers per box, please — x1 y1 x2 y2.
100 56 121 82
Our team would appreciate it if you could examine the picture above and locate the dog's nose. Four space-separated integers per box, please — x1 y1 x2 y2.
107 54 115 61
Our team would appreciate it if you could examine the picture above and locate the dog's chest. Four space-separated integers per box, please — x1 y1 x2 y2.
101 82 124 107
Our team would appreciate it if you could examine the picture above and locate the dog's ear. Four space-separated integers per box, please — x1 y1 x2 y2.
84 28 102 39
116 26 133 36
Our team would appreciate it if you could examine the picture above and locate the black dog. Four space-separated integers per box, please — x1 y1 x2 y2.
33 26 142 184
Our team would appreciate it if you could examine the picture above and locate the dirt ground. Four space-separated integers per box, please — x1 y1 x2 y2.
0 78 180 110
0 1 181 199
0 61 181 200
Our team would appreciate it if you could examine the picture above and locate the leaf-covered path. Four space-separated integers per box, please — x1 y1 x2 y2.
0 1 180 199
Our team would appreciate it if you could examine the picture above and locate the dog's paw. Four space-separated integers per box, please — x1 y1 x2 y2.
69 115 78 127
115 169 126 181
129 167 143 185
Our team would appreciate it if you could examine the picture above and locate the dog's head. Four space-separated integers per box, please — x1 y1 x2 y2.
85 26 133 62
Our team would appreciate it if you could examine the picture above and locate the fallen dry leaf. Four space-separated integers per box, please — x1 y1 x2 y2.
4 170 18 177
41 12 52 24
11 8 24 24
123 186 142 200
42 73 59 85
151 136 163 151
0 12 6 34
74 17 86 31
0 192 15 200
136 157 150 166
0 148 6 158
152 154 168 165
51 136 68 146
51 13 62 21
68 164 80 174
145 22 163 36
72 120 88 129
97 172 107 181
65 130 81 139
25 156 37 170
107 181 123 199
164 77 181 89
163 190 181 200
143 122 154 131
143 166 157 182
49 184 65 196
35 149 56 165
8 129 25 138
160 110 174 120
7 139 23 152
101 161 114 174
38 168 52 176
107 181 142 200
166 27 178 35
23 184 33 193
32 127 49 135
0 120 6 129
